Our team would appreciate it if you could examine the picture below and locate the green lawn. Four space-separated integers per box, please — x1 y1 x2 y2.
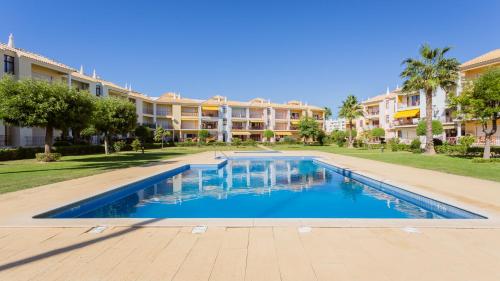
273 144 500 182
0 146 257 194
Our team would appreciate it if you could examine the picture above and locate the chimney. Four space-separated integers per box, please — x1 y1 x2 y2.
7 33 14 48
92 69 97 79
125 83 128 90
129 84 132 91
386 87 390 95
79 65 84 75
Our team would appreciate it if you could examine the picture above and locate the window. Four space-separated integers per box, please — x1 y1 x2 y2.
409 95 420 106
4 55 14 74
386 115 390 123
96 84 102 97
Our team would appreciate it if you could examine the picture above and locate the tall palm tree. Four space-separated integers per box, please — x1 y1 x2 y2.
400 44 460 154
338 95 363 148
323 107 332 120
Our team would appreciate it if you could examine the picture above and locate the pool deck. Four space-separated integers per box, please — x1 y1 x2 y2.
1 150 500 280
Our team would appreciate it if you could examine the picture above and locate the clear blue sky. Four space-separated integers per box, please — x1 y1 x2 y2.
2 0 499 115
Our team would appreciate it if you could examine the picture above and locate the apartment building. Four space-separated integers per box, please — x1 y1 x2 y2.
128 93 325 142
357 48 499 145
325 118 346 133
457 49 500 145
0 34 134 147
357 88 398 139
0 34 325 147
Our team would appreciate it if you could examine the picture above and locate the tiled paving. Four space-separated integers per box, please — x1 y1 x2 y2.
0 226 500 280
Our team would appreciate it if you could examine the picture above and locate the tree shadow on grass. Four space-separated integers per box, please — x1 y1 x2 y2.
0 151 191 175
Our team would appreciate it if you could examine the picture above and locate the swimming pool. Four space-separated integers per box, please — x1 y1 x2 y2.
38 158 484 219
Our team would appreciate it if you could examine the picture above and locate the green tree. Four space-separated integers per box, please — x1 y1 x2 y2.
263 129 275 142
298 116 320 144
316 130 327 146
198 129 210 143
330 130 347 147
400 44 460 154
62 89 95 144
338 95 363 148
92 97 137 154
0 76 93 155
371 127 385 143
134 125 152 154
323 107 332 119
416 120 443 136
154 127 171 148
452 68 500 159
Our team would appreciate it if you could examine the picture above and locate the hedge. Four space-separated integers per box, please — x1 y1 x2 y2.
0 145 105 161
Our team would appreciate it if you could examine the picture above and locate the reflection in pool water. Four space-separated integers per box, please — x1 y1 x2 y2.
72 159 446 219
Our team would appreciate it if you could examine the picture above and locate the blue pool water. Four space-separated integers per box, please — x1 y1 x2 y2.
40 158 484 219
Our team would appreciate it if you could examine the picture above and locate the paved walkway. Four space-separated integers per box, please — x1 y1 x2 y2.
0 226 499 280
1 150 500 280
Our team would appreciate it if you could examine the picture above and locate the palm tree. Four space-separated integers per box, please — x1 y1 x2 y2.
400 44 460 154
323 107 332 120
338 95 363 148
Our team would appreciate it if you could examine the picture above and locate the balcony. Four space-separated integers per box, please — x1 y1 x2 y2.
249 111 263 119
181 111 198 117
313 115 324 120
156 106 172 116
232 122 247 130
142 108 154 115
290 113 301 120
274 124 288 130
393 118 419 127
181 121 199 130
202 111 219 118
249 122 265 130
201 122 218 130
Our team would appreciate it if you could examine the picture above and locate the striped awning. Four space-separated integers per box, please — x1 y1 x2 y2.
393 109 420 119
202 106 219 111
275 132 292 136
232 132 251 136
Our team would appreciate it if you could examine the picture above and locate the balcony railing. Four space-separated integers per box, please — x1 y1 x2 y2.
274 125 288 130
474 136 500 146
143 108 154 115
181 124 199 130
156 109 172 116
202 112 219 118
231 112 247 118
201 123 218 130
290 125 299 130
393 118 419 126
181 111 198 116
249 112 263 119
249 124 265 130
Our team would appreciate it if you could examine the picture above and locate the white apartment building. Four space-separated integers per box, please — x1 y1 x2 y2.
357 88 398 139
325 118 346 133
0 34 325 147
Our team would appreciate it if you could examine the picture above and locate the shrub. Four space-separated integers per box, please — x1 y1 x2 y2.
316 130 327 146
212 141 227 146
131 139 142 152
282 136 297 144
35 152 61 162
176 141 197 147
457 135 475 155
113 140 127 152
330 130 347 147
242 139 257 146
471 158 500 163
410 138 422 153
231 137 242 146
